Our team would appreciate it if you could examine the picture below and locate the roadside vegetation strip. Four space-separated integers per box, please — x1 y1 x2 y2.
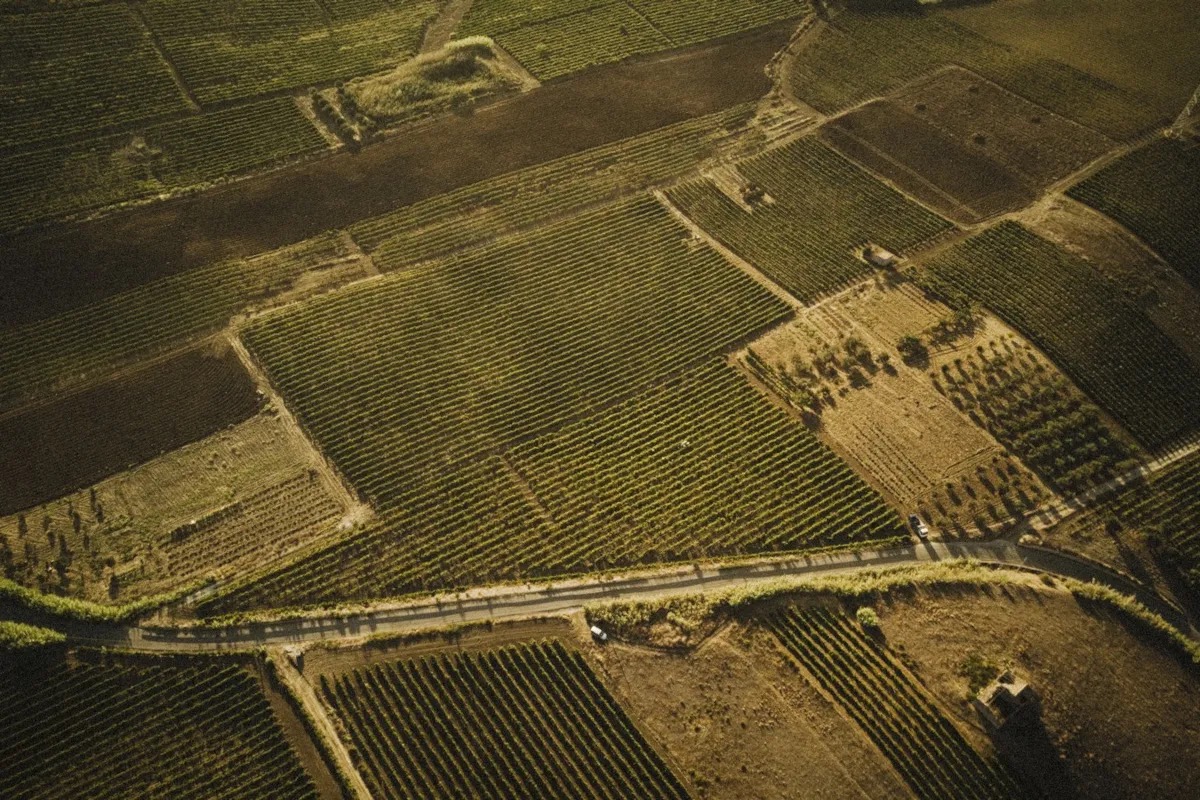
0 233 350 410
0 4 190 148
0 620 65 651
768 607 1024 800
0 96 328 235
931 336 1139 495
0 577 195 624
510 361 900 568
318 640 689 799
0 654 319 800
140 0 440 105
349 103 753 262
668 136 953 303
244 196 790 511
920 222 1200 451
1067 135 1200 291
788 11 1161 141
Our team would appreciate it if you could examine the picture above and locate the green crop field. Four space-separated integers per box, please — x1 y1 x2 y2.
243 197 789 511
768 607 1023 800
319 641 688 799
198 362 897 613
0 5 190 147
0 97 327 234
511 362 899 565
630 0 808 47
921 222 1200 450
0 233 353 411
788 11 1160 141
1068 136 1200 290
462 0 809 81
350 104 754 265
141 0 440 105
1078 451 1200 591
668 137 953 302
494 2 668 81
932 336 1138 495
0 655 318 799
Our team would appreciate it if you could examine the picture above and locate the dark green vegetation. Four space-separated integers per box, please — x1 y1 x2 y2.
0 654 318 799
244 197 788 510
0 4 189 147
511 362 900 562
0 233 354 410
768 606 1023 800
199 362 897 613
0 97 328 234
788 11 1162 141
0 348 262 517
320 640 688 799
460 0 809 80
668 137 953 302
1068 135 1200 290
140 0 439 105
350 104 754 266
921 223 1200 450
932 337 1138 494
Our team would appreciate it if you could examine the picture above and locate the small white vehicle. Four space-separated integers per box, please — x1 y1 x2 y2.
908 514 930 539
589 625 608 643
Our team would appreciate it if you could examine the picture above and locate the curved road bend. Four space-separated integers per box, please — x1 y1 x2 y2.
46 540 1194 653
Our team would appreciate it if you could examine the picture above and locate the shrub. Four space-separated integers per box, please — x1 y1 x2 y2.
856 606 881 629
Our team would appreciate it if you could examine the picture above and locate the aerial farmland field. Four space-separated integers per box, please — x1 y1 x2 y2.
2 1 1199 797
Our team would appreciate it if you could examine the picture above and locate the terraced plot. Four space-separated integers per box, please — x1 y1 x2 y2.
1067 136 1200 290
350 104 754 266
142 0 440 104
0 655 318 800
0 233 360 410
244 197 790 511
921 222 1200 450
768 607 1023 800
668 137 953 302
0 97 327 234
319 641 688 799
788 11 1161 141
0 4 189 147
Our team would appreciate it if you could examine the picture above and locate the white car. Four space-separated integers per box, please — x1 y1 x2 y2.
589 625 608 642
908 514 930 539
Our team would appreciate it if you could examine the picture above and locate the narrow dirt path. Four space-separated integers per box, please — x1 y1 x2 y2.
268 649 374 800
421 0 474 53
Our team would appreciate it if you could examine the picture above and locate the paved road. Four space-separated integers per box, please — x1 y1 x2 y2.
37 540 1191 653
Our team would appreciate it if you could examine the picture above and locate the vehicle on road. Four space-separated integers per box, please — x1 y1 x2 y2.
908 514 930 539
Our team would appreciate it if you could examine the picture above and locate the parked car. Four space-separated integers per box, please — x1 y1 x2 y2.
908 514 930 539
589 625 608 643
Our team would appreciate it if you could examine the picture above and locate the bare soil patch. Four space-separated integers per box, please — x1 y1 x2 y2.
0 25 789 325
745 280 1050 531
876 585 1200 800
588 622 914 800
0 412 344 603
0 346 262 516
822 68 1112 224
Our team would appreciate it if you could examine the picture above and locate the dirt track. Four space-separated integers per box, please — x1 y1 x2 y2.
0 24 791 325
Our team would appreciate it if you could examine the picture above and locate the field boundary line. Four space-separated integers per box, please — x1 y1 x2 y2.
128 3 201 112
267 649 374 800
225 331 370 524
654 188 803 310
616 0 672 45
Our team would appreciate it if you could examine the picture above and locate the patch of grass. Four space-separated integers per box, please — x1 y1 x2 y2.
348 37 517 124
957 650 1000 694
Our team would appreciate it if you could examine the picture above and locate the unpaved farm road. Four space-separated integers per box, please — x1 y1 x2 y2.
41 539 1193 654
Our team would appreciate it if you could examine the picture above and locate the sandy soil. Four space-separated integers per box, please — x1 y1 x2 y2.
877 585 1200 800
586 623 913 800
0 24 791 325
